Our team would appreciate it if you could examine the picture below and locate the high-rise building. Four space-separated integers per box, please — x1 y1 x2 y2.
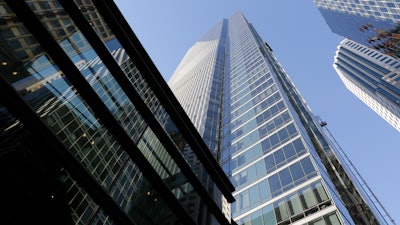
312 1 400 133
0 1 234 225
313 0 400 59
334 39 400 132
169 11 394 225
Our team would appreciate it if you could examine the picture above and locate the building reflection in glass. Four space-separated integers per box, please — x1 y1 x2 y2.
314 0 400 59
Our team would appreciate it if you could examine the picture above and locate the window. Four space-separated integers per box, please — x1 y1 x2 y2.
251 210 263 225
249 185 260 206
269 174 281 195
290 163 305 183
259 179 271 201
287 193 302 216
312 182 329 202
300 187 317 208
301 157 315 176
274 199 289 222
263 204 276 225
279 169 293 189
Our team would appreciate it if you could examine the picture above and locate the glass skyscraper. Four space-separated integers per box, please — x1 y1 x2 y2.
334 39 400 132
313 0 400 59
0 1 234 225
312 0 400 133
169 12 394 225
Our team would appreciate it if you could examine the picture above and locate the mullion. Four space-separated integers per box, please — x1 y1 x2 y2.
4 1 196 224
58 2 232 225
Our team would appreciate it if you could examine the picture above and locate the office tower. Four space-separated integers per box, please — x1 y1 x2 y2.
313 0 400 58
0 1 234 225
313 1 400 133
334 39 400 132
169 12 394 225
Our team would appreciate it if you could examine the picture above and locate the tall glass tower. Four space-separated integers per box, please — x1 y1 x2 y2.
313 0 400 59
169 12 394 225
334 39 400 132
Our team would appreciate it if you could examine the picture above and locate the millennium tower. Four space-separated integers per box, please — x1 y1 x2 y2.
0 1 234 225
169 12 394 225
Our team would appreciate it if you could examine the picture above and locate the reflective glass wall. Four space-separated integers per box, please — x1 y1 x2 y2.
0 1 234 225
334 39 400 132
313 0 400 59
169 11 388 225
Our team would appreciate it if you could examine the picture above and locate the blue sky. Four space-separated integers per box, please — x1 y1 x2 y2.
115 1 399 223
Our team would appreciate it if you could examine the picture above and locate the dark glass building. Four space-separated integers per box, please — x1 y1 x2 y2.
0 1 234 225
313 0 400 59
169 12 394 225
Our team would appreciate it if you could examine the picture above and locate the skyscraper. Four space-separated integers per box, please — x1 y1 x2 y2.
312 0 400 132
169 11 394 225
334 39 400 132
0 1 234 225
313 0 400 59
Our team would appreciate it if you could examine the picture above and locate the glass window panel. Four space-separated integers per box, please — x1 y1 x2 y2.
253 144 262 158
270 105 278 115
293 138 305 153
278 169 292 188
289 163 305 182
269 133 279 148
240 191 250 210
261 138 271 154
249 185 260 206
256 115 263 124
301 157 315 175
251 210 263 225
274 199 289 222
287 124 297 136
255 160 266 177
246 149 254 163
239 170 248 186
241 215 252 225
313 182 329 202
231 158 238 171
231 175 239 187
264 155 275 172
268 174 281 194
328 213 341 224
262 204 276 225
309 218 325 225
247 165 257 183
238 154 246 167
300 187 317 208
274 116 283 127
283 143 296 160
231 201 238 216
259 179 271 201
287 193 302 216
263 110 271 121
281 111 290 121
273 150 285 166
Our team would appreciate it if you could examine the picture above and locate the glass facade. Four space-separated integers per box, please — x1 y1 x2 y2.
334 39 400 132
313 0 400 59
0 1 233 225
169 12 392 225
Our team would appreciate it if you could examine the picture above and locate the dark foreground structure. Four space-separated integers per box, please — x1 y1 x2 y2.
0 1 234 225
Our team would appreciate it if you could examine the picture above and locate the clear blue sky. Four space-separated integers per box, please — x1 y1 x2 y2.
115 0 399 223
